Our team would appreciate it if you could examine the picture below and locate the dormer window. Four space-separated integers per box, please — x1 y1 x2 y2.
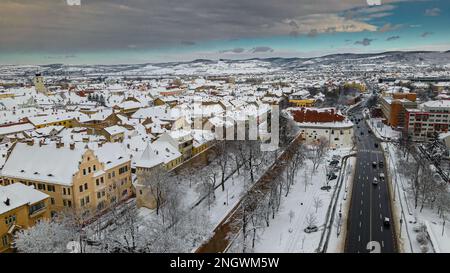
20 170 25 173
34 172 39 175
48 174 53 177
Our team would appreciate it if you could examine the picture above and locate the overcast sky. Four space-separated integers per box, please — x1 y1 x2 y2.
0 0 449 64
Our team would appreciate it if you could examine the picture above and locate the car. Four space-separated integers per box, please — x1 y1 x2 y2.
321 185 332 191
368 130 372 134
304 225 319 233
379 173 385 180
329 160 339 166
379 161 384 168
327 173 338 180
372 177 379 185
374 143 379 148
372 161 377 168
383 217 390 227
361 132 364 135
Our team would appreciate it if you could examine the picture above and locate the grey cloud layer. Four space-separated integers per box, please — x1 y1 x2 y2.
0 0 410 52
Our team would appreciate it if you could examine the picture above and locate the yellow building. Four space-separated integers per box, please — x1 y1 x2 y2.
0 142 132 218
289 99 316 107
27 112 89 129
0 183 50 253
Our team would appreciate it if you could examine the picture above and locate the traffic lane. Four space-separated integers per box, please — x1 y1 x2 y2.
367 135 395 252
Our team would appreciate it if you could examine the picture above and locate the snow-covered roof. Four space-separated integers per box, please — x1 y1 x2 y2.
104 125 126 135
0 183 49 214
135 143 164 168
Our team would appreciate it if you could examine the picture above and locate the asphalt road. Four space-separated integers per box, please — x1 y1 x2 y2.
345 104 396 253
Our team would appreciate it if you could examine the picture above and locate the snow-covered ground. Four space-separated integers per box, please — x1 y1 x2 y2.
253 148 353 253
367 118 400 140
383 142 450 253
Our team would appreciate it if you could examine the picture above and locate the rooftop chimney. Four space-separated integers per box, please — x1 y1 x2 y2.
70 142 75 150
4 198 10 206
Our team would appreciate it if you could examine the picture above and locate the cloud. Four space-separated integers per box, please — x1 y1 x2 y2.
181 41 196 46
250 46 274 53
219 48 246 54
378 23 403 32
425 8 441 17
421 32 433 38
386 35 400 41
354 38 374 46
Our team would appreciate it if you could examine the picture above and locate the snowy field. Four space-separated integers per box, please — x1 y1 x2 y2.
367 118 400 140
253 148 353 253
383 142 450 253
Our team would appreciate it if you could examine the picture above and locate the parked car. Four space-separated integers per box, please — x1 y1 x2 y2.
379 161 384 168
360 132 364 135
379 173 385 181
372 177 379 185
372 161 377 168
304 225 319 233
327 173 337 180
321 185 332 191
374 143 379 148
329 160 339 166
383 217 390 227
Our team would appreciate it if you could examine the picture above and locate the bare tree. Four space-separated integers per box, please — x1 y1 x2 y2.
139 167 173 216
305 212 317 228
307 137 329 173
313 196 323 213
214 141 230 191
196 166 217 210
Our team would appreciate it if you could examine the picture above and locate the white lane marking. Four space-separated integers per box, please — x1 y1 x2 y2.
380 214 382 219
380 226 383 232
360 210 363 215
379 203 381 209
358 235 361 242
359 222 362 228
382 241 385 248
361 200 363 205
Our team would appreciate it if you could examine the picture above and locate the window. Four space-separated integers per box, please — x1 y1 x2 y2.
88 167 91 173
112 171 115 177
86 196 90 204
38 184 44 190
96 179 99 186
2 235 8 247
84 183 88 190
100 177 104 184
29 202 45 215
51 198 55 205
97 192 101 199
83 169 86 175
80 198 85 207
93 165 96 171
63 188 67 195
79 185 83 193
5 215 16 226
108 173 111 179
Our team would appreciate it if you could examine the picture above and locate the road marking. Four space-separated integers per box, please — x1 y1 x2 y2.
361 200 363 205
380 214 382 219
380 226 383 232
382 241 384 248
358 235 361 242
359 221 362 228
361 191 364 196
379 204 381 209
360 210 362 215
